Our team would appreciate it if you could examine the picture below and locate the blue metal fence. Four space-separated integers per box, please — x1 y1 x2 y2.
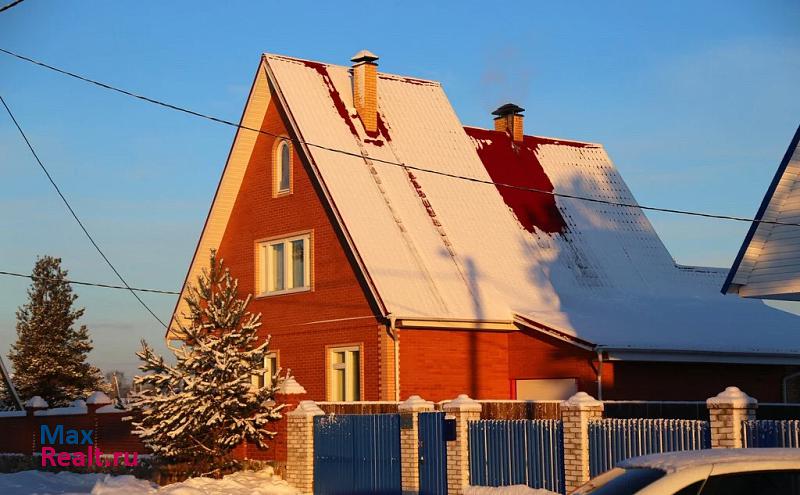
419 412 448 495
313 414 401 495
743 420 800 448
589 419 710 477
469 419 564 494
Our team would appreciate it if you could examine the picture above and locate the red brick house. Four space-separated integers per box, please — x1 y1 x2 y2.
169 51 800 403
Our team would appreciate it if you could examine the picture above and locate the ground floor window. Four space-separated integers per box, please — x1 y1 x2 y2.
251 352 278 390
328 346 361 401
515 378 577 400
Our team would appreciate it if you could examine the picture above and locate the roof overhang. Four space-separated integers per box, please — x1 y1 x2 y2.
514 312 800 365
394 316 516 331
601 347 800 365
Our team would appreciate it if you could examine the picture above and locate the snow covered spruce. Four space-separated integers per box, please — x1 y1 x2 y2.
130 251 289 466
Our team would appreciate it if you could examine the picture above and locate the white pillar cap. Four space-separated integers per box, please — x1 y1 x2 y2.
443 394 482 412
562 391 603 410
287 400 325 417
707 386 757 408
86 391 112 405
277 376 307 395
398 395 434 412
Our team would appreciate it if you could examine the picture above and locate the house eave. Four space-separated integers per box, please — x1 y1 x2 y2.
394 317 516 331
601 347 800 365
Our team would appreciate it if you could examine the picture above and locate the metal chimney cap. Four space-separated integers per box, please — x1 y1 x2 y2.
351 50 379 64
492 103 525 117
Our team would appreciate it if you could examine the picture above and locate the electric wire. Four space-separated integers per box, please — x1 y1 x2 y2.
0 270 179 295
2 47 798 228
0 94 169 328
0 0 26 14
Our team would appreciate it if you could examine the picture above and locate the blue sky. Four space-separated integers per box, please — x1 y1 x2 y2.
1 1 799 378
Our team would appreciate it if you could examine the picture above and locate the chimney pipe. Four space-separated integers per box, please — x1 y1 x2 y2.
351 50 379 133
492 103 525 142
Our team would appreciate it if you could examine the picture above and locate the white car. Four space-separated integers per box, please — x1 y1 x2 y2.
573 448 800 494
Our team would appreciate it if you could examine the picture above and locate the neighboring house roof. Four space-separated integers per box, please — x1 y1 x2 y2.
170 53 800 363
722 125 800 301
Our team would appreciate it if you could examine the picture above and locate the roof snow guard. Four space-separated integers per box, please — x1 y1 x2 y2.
170 52 800 364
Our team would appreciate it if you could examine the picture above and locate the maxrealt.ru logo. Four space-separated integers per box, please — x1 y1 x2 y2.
40 424 139 467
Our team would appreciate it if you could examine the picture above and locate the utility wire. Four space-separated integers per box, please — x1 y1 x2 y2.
0 95 169 328
0 0 26 14
2 46 799 229
0 270 179 295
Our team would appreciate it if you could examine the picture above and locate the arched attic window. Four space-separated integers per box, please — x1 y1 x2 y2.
274 139 292 195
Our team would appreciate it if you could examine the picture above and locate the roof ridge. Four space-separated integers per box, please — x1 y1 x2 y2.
264 53 440 86
463 125 602 147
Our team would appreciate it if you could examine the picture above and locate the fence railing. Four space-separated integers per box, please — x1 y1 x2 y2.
468 419 564 494
589 418 710 477
743 420 800 448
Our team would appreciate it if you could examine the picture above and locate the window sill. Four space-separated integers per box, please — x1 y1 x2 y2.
273 189 292 198
255 287 311 299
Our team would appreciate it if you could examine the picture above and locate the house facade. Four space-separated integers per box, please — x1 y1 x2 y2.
169 51 800 403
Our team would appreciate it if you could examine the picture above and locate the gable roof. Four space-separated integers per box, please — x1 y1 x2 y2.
722 125 800 301
170 53 800 362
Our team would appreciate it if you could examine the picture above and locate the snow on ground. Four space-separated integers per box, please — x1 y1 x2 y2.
0 468 298 495
465 486 559 495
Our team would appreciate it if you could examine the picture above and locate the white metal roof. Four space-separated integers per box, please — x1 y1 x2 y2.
259 54 800 358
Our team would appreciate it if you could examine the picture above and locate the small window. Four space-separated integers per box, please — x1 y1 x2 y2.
257 234 311 295
274 140 291 195
328 346 361 401
252 352 278 390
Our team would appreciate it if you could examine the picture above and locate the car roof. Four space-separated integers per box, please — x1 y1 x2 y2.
619 448 800 473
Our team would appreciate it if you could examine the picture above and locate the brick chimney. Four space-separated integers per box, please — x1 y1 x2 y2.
351 50 379 133
492 103 525 143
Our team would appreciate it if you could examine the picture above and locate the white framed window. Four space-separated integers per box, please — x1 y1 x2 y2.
257 234 311 295
251 352 278 390
274 140 292 195
328 346 361 401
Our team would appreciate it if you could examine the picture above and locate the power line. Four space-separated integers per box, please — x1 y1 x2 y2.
0 270 179 295
1 46 799 229
0 95 169 328
0 0 26 14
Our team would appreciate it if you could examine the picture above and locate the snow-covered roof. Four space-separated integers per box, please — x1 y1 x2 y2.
170 53 800 361
262 53 800 360
723 125 800 301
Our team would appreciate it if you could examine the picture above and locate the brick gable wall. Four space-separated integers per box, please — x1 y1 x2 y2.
216 97 388 401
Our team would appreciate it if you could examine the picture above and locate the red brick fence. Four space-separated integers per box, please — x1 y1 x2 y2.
0 392 146 458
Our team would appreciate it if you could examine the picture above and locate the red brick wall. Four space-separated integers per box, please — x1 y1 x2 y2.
398 326 794 403
0 409 146 457
607 361 797 402
216 98 384 401
398 329 511 401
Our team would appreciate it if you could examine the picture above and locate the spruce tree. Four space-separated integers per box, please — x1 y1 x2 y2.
9 256 105 406
131 251 286 465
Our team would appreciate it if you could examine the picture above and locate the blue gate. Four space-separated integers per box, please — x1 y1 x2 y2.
313 414 401 495
418 411 448 495
589 419 711 477
743 420 800 447
469 419 564 494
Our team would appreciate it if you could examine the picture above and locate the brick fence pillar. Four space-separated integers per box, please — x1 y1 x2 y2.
443 394 481 495
24 396 48 456
286 400 323 494
707 386 757 449
398 395 434 494
561 392 603 494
